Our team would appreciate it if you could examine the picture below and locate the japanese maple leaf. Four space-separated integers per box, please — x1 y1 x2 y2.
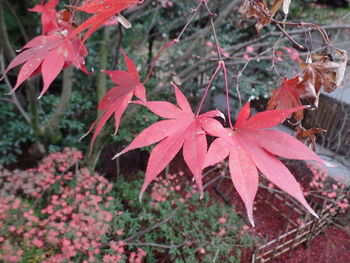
1 29 88 98
297 55 340 108
202 102 324 226
113 83 224 199
267 77 304 121
84 50 145 148
29 0 59 35
67 0 140 42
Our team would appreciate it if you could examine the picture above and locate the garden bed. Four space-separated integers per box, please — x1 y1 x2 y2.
201 159 350 263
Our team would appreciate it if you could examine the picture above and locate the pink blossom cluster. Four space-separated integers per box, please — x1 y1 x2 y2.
0 149 146 263
0 148 82 198
149 170 199 206
304 162 349 213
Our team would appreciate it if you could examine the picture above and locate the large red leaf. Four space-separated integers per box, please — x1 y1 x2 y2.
203 101 324 225
114 83 224 198
1 31 88 98
85 50 145 149
67 0 140 42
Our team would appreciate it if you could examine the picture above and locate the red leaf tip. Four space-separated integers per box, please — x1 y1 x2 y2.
112 152 121 160
248 214 255 227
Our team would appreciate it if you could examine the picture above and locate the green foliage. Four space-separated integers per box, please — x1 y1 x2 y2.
0 85 33 165
40 91 93 153
108 175 253 263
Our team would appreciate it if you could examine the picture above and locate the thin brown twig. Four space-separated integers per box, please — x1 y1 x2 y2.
195 62 221 116
142 0 205 84
203 2 222 61
250 1 342 52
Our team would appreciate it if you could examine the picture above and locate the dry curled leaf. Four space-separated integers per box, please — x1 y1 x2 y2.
283 0 292 14
270 0 283 16
296 126 326 151
239 0 271 32
334 49 348 88
297 55 340 108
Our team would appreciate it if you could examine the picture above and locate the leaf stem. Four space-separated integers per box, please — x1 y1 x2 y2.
195 63 221 116
203 2 222 61
141 39 177 85
221 61 234 129
142 0 204 85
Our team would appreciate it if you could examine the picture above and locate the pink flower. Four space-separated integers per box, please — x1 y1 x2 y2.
198 247 206 254
33 239 44 248
218 217 227 224
246 46 254 53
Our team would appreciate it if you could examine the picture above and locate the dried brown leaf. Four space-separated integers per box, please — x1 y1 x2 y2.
297 55 341 108
239 0 271 32
296 126 326 151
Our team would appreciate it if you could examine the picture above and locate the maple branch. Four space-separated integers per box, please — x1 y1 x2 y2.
270 38 283 82
235 59 251 109
251 1 342 51
275 23 305 50
221 61 234 129
141 39 177 85
142 0 204 85
195 63 221 116
175 0 204 42
203 2 222 61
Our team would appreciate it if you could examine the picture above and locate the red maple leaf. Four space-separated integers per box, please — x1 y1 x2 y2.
202 102 324 226
267 77 304 121
29 0 59 35
68 0 141 42
84 50 146 148
114 83 224 199
1 29 88 98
